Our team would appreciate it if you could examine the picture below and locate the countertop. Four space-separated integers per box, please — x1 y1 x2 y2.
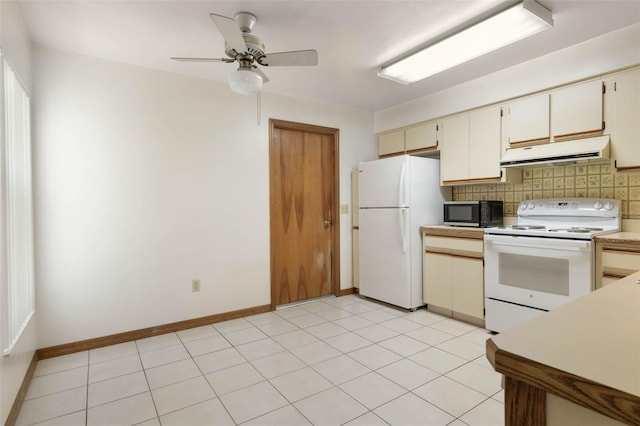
595 232 640 245
420 225 486 239
487 271 640 425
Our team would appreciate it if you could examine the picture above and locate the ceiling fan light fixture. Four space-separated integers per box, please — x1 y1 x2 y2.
378 0 553 84
228 68 263 95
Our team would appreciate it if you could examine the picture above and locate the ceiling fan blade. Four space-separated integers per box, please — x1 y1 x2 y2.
260 50 318 67
171 57 226 62
254 67 270 84
209 13 247 54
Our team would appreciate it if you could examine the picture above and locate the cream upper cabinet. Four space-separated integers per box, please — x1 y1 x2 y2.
440 113 469 183
551 79 604 140
378 129 404 157
469 105 502 181
607 69 640 172
441 106 503 184
506 93 550 146
405 120 438 153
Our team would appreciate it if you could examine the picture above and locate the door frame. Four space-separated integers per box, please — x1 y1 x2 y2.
268 118 340 310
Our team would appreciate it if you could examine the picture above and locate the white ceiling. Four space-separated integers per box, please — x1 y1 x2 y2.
16 0 640 111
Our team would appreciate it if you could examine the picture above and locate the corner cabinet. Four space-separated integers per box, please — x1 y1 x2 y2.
422 228 485 325
606 69 640 172
377 120 439 158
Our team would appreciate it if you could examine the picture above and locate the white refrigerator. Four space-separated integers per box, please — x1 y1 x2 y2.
358 155 450 309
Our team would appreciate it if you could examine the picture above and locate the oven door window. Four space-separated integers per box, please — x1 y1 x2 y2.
484 235 593 311
499 253 569 296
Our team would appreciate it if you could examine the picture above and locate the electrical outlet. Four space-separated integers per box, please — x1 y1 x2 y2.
192 279 200 292
340 204 349 214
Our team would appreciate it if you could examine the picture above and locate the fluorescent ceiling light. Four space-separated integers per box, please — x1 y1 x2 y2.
378 0 553 84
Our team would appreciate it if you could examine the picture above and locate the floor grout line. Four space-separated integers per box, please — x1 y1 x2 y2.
17 296 504 426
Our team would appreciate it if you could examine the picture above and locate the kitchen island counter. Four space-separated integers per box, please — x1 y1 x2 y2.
487 271 640 425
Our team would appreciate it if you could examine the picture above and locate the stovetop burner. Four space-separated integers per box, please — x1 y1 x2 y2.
512 225 546 230
548 227 605 233
484 198 621 240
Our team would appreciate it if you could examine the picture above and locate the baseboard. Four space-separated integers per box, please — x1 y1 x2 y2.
37 304 272 359
5 352 38 426
337 287 357 296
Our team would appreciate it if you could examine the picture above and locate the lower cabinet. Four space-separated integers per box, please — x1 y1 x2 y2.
595 240 640 288
422 233 484 324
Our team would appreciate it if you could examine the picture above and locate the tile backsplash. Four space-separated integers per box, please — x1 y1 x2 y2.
451 164 640 219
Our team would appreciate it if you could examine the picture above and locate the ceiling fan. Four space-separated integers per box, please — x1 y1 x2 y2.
171 12 318 95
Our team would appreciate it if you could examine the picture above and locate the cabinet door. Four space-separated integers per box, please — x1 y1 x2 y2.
610 70 640 171
507 93 550 145
451 257 484 320
551 80 604 140
423 252 452 309
405 121 438 153
378 130 404 157
469 106 502 180
440 113 470 183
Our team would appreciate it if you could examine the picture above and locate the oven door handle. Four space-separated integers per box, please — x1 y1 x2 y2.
484 239 591 252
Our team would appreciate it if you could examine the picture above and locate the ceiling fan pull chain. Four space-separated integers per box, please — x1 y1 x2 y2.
257 90 261 126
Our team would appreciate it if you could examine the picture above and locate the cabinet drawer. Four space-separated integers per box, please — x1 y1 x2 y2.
424 236 483 255
602 249 640 271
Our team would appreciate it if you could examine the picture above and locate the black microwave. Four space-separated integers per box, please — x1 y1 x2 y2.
443 201 503 228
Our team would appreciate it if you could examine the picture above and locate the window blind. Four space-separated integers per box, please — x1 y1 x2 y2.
1 53 35 356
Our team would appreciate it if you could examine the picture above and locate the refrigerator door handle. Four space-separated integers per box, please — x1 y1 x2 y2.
398 159 407 253
400 208 407 254
399 160 407 207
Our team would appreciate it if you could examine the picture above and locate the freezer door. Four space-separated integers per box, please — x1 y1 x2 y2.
359 208 411 309
358 156 408 208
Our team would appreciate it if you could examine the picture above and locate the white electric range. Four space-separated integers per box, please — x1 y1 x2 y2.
483 198 621 332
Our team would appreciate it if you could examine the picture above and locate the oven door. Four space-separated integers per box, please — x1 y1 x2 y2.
484 234 593 311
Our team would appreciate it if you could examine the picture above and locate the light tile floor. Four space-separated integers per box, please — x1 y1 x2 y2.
16 295 505 426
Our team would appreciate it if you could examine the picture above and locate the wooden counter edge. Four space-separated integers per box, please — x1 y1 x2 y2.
487 337 640 426
420 226 485 240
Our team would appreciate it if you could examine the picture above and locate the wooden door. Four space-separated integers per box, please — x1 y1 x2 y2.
269 119 339 307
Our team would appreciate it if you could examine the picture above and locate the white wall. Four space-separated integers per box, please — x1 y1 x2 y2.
375 23 640 133
32 46 376 348
0 1 36 423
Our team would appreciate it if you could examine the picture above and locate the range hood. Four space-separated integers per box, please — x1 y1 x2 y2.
500 135 610 168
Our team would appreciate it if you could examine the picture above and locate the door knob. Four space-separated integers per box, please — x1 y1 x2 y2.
324 220 332 228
